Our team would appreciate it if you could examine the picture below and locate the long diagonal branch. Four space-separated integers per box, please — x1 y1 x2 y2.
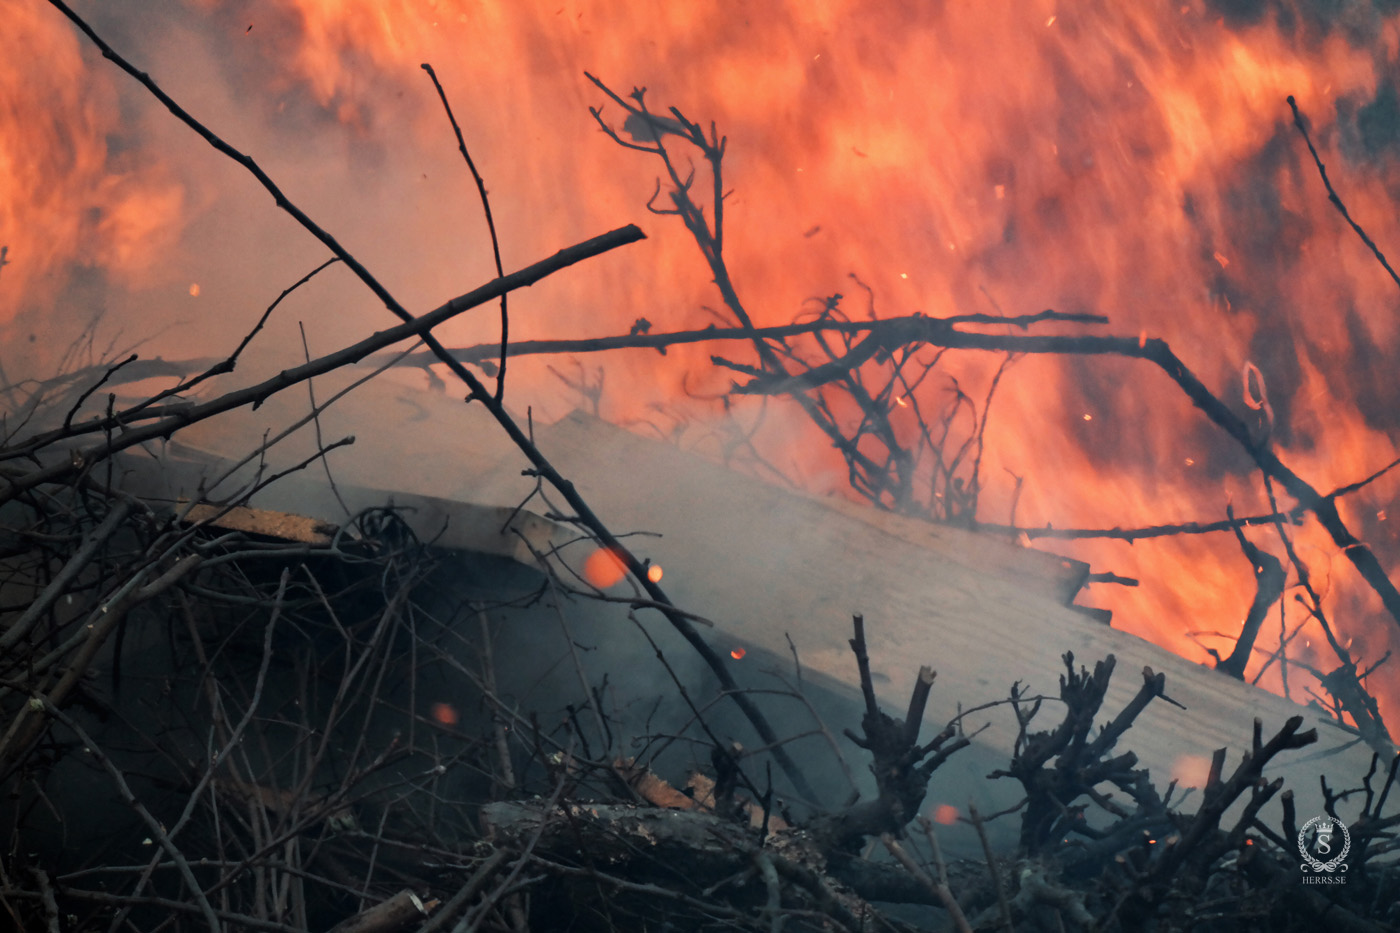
48 0 818 803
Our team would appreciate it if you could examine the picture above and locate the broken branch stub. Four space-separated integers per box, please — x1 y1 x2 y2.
812 615 968 849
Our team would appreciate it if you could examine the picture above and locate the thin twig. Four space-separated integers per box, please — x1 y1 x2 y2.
33 695 224 933
421 63 509 401
881 833 972 933
1288 95 1400 291
964 805 1013 933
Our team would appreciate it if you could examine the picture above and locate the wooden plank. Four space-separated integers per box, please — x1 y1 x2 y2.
817 493 1089 606
121 378 1378 826
467 410 1379 824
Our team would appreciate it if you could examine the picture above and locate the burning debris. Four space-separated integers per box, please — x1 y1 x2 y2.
6 3 1400 931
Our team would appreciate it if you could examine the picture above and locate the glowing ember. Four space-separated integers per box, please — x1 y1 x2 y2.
730 647 746 660
188 283 200 297
582 547 628 589
931 803 959 825
430 702 458 726
647 563 664 583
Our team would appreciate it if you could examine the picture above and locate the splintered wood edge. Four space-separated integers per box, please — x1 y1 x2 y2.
181 502 338 544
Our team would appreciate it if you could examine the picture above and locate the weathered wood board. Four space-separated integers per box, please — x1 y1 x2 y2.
134 375 1382 834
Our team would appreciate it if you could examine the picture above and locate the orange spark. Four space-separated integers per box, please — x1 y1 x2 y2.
932 803 959 825
430 702 458 726
1213 251 1230 268
647 563 664 583
583 547 627 588
730 647 746 660
188 282 200 297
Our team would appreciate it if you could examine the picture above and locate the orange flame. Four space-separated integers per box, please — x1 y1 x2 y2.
1 3 184 331
20 1 1400 726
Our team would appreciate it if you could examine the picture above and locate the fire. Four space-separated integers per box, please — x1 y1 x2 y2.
0 2 184 344
18 2 1400 727
730 647 746 661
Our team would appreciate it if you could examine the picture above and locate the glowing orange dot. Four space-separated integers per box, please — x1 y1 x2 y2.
647 564 663 583
582 547 627 588
932 804 959 825
188 283 201 297
730 647 746 660
1171 754 1211 787
430 702 458 726
1082 413 1092 421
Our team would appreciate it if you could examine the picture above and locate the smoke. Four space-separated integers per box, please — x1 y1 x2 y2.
10 0 1400 725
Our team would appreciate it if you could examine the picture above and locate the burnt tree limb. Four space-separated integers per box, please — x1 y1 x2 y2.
479 801 875 926
1123 716 1318 923
992 654 1170 855
808 615 969 851
1217 505 1287 679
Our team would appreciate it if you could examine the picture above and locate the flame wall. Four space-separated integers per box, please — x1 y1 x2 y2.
7 0 1400 723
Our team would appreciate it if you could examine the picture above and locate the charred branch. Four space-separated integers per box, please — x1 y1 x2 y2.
808 616 969 851
1216 505 1287 679
992 653 1169 855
